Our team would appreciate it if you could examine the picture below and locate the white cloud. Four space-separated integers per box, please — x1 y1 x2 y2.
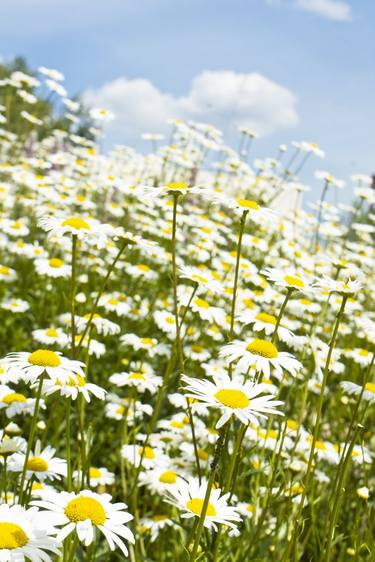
268 0 352 21
295 0 352 21
83 70 298 146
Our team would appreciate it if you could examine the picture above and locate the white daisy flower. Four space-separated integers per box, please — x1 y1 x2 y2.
341 381 375 404
33 490 134 556
0 503 59 561
182 373 283 428
32 327 69 347
3 349 85 384
41 375 106 402
38 216 111 247
165 477 241 531
261 267 314 292
75 313 120 336
109 371 162 394
0 386 42 418
8 440 67 482
74 467 115 488
34 257 71 278
219 338 302 378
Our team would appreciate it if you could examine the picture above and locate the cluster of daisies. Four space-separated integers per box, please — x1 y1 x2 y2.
0 66 375 562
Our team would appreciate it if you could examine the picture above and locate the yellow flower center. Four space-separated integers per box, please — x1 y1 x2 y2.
28 349 61 367
186 498 217 517
89 468 102 479
0 266 10 275
140 338 155 346
0 522 28 549
129 372 146 380
256 312 277 325
27 457 49 472
166 316 175 324
65 496 106 525
2 393 27 404
192 274 208 283
359 349 369 357
365 383 375 394
167 183 189 190
108 298 119 305
284 275 304 288
215 389 250 409
152 514 168 522
138 264 150 272
236 199 259 210
159 471 177 484
139 446 155 459
170 421 184 429
197 448 209 461
49 258 64 268
246 339 278 358
45 328 59 337
194 298 210 309
62 217 91 230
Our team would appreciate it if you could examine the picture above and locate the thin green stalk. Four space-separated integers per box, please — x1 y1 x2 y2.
18 374 44 504
229 210 248 340
271 288 293 344
188 428 226 562
76 240 127 353
171 193 184 369
66 397 72 492
70 234 77 356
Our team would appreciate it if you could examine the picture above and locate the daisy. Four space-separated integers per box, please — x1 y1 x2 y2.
138 465 182 494
214 195 274 221
0 503 59 561
138 182 208 198
1 299 30 313
182 374 283 428
0 429 26 457
109 370 162 394
32 327 69 347
121 444 167 470
0 386 41 417
3 349 86 384
178 265 223 293
33 490 134 556
261 267 313 292
219 338 302 378
139 515 177 543
190 297 226 325
74 467 115 488
0 264 16 282
341 381 375 404
41 375 106 402
38 215 111 247
34 257 71 278
98 293 129 316
237 310 294 341
8 441 67 482
75 313 120 336
314 276 362 296
165 477 241 531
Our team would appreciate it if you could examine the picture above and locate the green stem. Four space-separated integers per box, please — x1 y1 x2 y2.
229 211 248 340
18 374 44 505
70 234 77 357
66 397 72 492
76 241 127 353
189 428 226 562
271 288 293 344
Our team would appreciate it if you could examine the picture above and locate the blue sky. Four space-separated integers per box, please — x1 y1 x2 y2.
0 0 374 201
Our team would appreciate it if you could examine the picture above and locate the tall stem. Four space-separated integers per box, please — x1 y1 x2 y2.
271 288 293 344
229 210 248 340
18 374 44 504
171 193 184 369
70 234 77 357
189 428 226 562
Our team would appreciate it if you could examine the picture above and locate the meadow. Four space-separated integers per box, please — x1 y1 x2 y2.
0 66 374 562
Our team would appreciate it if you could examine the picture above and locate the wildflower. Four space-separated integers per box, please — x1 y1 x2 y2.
0 503 59 561
219 339 302 378
182 374 283 428
165 477 241 531
3 350 85 384
33 490 134 556
8 441 67 482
